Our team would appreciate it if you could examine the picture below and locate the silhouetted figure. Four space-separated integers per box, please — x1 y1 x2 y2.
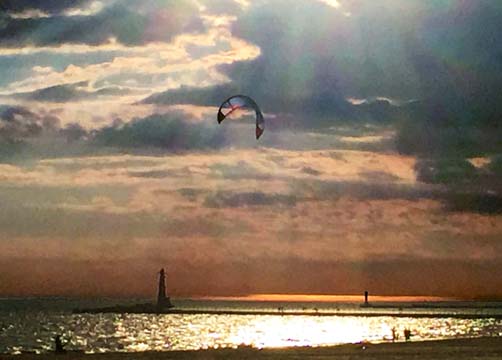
157 268 173 309
391 327 397 342
54 335 66 354
404 328 411 341
364 291 369 305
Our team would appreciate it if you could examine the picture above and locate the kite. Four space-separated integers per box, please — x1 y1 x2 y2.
217 95 264 139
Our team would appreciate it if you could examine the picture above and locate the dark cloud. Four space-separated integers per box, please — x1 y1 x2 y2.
13 81 132 102
177 187 207 202
128 170 174 179
0 1 204 47
0 0 89 15
411 157 501 214
443 192 502 215
143 0 416 118
0 105 98 161
59 122 87 142
301 166 322 176
16 82 88 102
0 107 230 162
392 1 502 157
204 191 297 208
93 112 228 151
412 157 501 213
143 84 400 134
293 178 502 215
395 101 502 157
144 0 502 162
0 105 59 140
489 156 502 175
414 158 478 185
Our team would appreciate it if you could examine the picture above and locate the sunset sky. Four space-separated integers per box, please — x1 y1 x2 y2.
0 0 501 299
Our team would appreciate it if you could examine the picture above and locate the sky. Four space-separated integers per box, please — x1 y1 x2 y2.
0 0 501 300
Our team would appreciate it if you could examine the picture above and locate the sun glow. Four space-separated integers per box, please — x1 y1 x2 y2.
196 294 454 302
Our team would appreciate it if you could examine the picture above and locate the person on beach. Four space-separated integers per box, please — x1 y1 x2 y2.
54 335 66 354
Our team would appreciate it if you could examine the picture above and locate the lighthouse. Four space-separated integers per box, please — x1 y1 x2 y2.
157 268 174 309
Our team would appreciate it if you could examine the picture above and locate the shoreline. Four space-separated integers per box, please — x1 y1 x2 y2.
3 336 502 359
73 306 502 319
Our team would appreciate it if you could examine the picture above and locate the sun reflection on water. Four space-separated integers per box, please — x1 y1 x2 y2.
230 316 369 348
1 310 502 354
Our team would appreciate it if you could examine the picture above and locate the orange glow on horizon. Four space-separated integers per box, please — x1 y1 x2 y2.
194 294 455 302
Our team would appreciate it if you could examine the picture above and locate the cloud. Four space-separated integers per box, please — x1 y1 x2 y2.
0 105 105 161
128 169 175 179
0 144 500 297
92 111 228 151
12 81 133 102
0 107 233 162
177 187 207 201
204 191 297 208
5 2 104 19
301 166 322 176
443 193 502 215
4 116 497 216
390 2 502 158
395 101 502 157
142 0 420 118
0 1 205 47
209 160 273 181
0 14 260 128
0 105 59 139
0 0 90 15
1 0 501 299
414 158 478 185
198 0 245 15
358 170 399 183
143 83 236 107
489 156 502 175
63 1 105 17
142 0 502 163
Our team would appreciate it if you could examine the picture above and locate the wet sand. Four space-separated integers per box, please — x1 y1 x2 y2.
3 337 502 360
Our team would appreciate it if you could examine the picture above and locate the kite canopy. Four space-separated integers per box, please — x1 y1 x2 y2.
217 95 264 139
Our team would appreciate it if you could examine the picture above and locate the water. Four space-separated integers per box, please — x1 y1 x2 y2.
1 298 502 354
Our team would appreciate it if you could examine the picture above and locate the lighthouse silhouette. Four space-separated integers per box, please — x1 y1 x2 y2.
157 268 173 309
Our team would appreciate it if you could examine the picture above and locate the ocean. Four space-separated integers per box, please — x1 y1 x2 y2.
1 298 501 354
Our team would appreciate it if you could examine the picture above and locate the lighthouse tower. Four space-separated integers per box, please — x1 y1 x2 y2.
157 268 173 309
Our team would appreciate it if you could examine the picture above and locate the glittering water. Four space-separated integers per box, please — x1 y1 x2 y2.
1 299 502 354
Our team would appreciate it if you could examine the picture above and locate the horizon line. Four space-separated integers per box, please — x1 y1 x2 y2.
191 294 459 302
2 294 499 302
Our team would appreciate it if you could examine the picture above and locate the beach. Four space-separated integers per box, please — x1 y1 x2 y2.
2 298 502 356
3 337 502 360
